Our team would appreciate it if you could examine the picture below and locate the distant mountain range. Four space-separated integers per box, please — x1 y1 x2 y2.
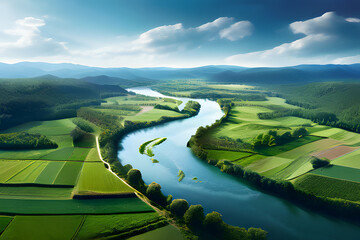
209 64 360 84
0 61 359 85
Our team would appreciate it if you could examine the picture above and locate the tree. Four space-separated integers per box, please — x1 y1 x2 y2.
127 169 142 185
311 157 330 169
169 199 189 217
146 182 167 206
203 211 224 234
184 204 205 228
292 127 308 138
248 227 268 240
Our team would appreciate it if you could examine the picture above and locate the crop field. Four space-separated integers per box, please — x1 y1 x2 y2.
7 161 48 183
245 156 292 175
277 138 341 159
256 136 322 156
35 161 66 185
332 149 360 169
233 154 267 167
0 160 33 183
0 215 84 240
206 150 253 161
311 128 360 145
128 225 185 240
0 186 73 199
84 148 101 162
0 216 12 233
75 212 163 240
0 197 153 215
75 162 134 194
293 173 360 202
311 165 360 183
53 162 83 185
312 145 359 160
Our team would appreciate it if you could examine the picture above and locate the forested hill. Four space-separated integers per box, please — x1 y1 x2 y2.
0 75 128 130
80 75 157 88
209 64 360 84
267 82 360 132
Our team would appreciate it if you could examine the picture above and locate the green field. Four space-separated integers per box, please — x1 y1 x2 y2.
0 197 153 215
84 148 101 162
75 213 163 240
7 161 48 183
1 119 76 136
332 149 360 169
0 215 84 240
75 162 134 194
0 186 73 199
311 165 360 183
126 109 184 122
206 150 252 161
35 161 66 185
128 225 185 240
245 156 292 175
209 105 311 142
293 173 360 202
0 161 33 183
53 162 84 185
311 128 360 145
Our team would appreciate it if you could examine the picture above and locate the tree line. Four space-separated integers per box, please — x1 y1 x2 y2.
0 132 58 150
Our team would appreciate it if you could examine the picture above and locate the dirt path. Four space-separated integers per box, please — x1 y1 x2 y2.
136 106 154 115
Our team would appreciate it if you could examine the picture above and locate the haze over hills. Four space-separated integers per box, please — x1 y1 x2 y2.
0 62 360 85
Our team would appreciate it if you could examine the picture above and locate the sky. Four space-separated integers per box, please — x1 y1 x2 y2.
0 0 359 68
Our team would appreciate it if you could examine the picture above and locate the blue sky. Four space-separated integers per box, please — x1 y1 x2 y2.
0 0 359 67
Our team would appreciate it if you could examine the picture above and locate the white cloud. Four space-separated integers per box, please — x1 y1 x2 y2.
220 21 253 41
0 17 68 57
227 12 360 67
131 17 253 53
346 18 360 23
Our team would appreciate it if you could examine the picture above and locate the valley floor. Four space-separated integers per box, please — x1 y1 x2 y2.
0 94 186 239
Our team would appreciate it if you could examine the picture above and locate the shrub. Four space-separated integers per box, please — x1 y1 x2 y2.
311 157 330 169
146 182 168 207
70 127 86 143
72 118 94 132
127 169 142 185
169 199 189 217
203 211 224 234
184 204 205 228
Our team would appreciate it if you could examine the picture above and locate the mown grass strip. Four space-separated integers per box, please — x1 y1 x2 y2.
0 215 84 240
53 162 84 185
0 198 153 215
35 162 65 185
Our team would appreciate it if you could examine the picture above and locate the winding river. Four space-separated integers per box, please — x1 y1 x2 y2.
118 87 360 240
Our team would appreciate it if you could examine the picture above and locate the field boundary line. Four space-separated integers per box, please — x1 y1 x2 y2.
71 215 86 240
4 161 35 183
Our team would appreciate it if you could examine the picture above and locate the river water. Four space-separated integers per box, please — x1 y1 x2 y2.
118 87 360 240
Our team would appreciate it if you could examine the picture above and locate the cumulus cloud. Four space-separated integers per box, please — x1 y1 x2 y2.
227 12 360 66
132 17 253 53
220 21 253 41
0 17 68 58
